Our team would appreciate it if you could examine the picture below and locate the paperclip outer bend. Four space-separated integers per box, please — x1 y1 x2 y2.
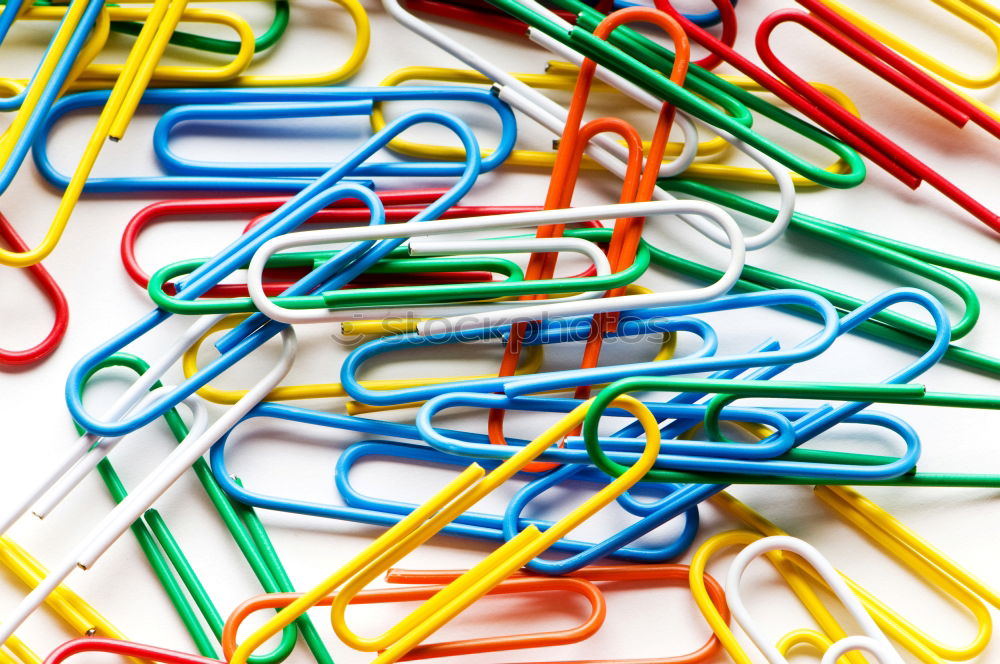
0 213 68 365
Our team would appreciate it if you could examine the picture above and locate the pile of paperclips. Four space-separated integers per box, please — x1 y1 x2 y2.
3 0 1000 661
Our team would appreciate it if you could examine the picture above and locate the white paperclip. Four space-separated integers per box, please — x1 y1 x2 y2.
727 535 906 664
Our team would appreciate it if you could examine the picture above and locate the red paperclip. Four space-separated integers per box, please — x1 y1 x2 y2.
488 6 690 471
221 576 606 661
121 192 549 299
386 564 731 663
0 212 69 367
653 0 922 188
44 637 221 664
756 8 1000 234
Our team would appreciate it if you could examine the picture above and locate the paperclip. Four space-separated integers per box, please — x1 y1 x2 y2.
65 107 484 439
0 326 297 646
692 533 905 664
385 563 731 663
755 6 1000 233
0 212 68 366
222 576 606 661
244 201 746 333
77 353 332 664
0 538 131 664
226 395 662 664
34 86 514 193
206 384 701 564
711 490 996 663
120 191 536 296
342 289 837 408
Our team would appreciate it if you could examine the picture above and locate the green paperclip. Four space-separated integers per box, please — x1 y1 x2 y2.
584 377 1000 487
659 178 1000 376
76 354 333 664
16 0 291 55
479 0 865 188
147 244 650 315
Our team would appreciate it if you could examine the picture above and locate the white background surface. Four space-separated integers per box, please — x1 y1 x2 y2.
3 0 1000 661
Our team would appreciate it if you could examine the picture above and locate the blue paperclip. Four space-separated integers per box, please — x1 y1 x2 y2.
66 109 483 437
33 86 516 192
341 289 842 406
530 287 952 562
207 406 698 563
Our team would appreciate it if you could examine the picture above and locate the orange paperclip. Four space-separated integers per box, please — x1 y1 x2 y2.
385 564 731 663
488 5 690 471
221 576 606 661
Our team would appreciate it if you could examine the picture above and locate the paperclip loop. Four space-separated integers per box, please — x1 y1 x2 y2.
0 538 132 664
225 395 662 664
64 106 485 440
72 353 332 664
755 5 1000 233
342 289 838 407
710 490 997 663
385 564 731 663
33 86 515 193
0 212 68 366
691 533 905 664
222 576 606 661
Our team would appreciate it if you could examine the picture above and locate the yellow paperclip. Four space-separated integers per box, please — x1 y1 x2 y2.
227 395 662 664
181 315 545 404
815 0 1000 89
371 64 730 167
0 537 132 664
